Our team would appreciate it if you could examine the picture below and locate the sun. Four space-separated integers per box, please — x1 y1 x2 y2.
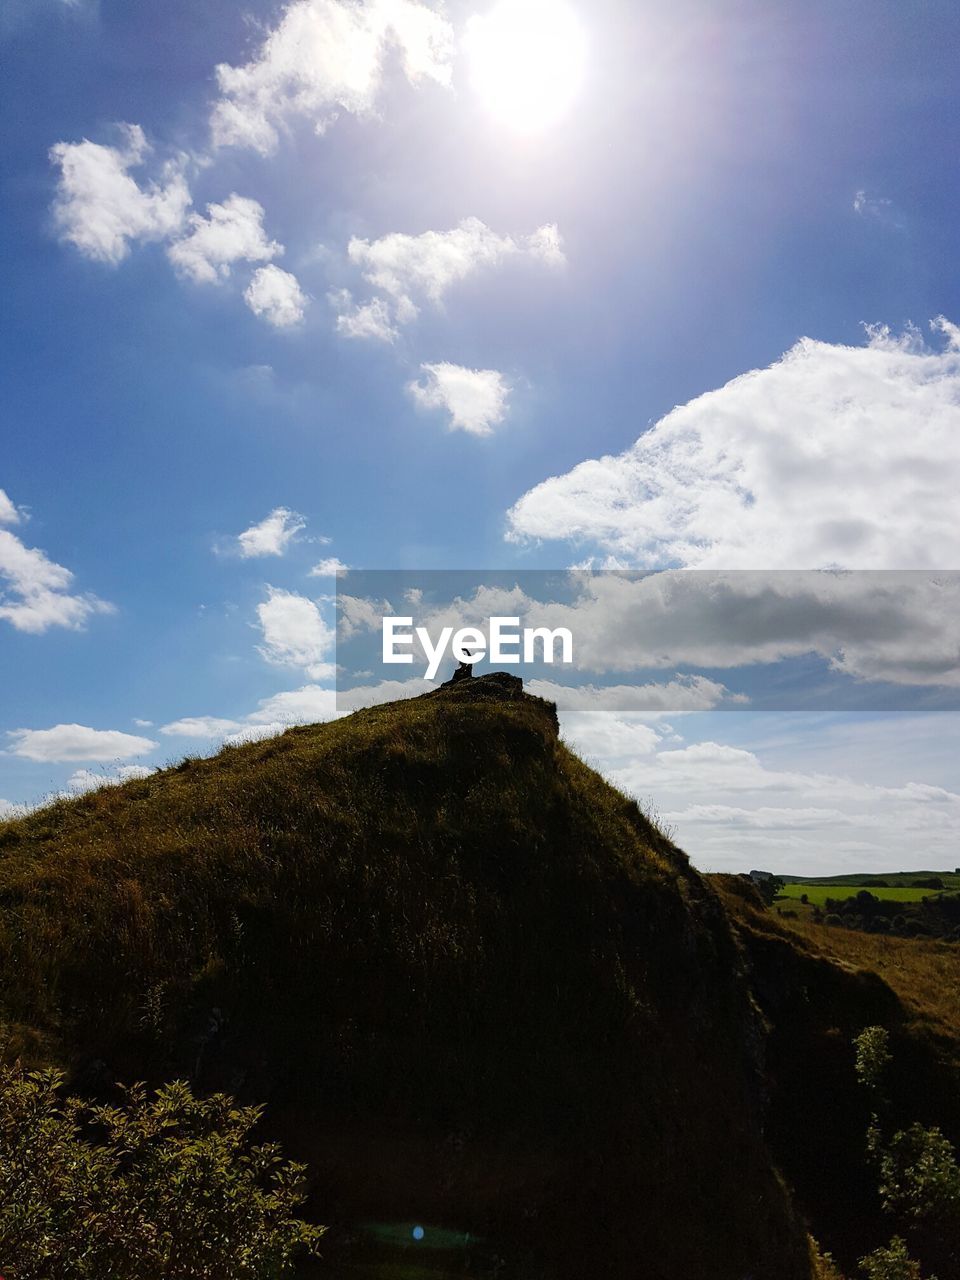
463 0 586 135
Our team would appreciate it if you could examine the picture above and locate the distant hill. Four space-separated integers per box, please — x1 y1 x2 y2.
1 675 957 1277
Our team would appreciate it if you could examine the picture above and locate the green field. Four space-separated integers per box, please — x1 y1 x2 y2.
781 870 960 889
778 882 957 907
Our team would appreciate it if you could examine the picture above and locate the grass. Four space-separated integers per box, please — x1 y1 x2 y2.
778 883 956 907
782 913 960 1050
0 679 816 1280
781 872 960 889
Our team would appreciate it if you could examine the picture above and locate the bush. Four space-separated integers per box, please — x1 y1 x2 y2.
0 1065 324 1279
858 1236 926 1280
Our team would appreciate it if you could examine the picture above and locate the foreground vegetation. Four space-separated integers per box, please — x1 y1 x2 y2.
0 1066 323 1279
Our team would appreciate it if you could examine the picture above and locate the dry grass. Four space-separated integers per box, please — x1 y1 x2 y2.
784 915 960 1049
0 686 817 1280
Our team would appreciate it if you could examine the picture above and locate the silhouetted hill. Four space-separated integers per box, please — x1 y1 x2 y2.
3 677 939 1278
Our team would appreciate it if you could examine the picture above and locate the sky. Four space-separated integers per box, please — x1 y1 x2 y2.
3 0 960 873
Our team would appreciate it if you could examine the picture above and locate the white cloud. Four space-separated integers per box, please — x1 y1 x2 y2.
65 764 155 794
0 490 21 525
408 362 509 435
512 571 960 686
223 722 288 746
167 194 281 284
507 321 960 570
0 495 114 634
180 678 430 751
329 290 398 342
159 716 245 739
256 586 335 678
343 217 565 336
7 724 157 763
309 556 348 576
529 676 734 718
50 123 190 265
0 799 26 821
338 570 960 688
523 678 720 764
248 683 337 724
237 506 306 558
210 0 454 154
607 729 960 874
244 265 308 327
526 222 567 267
853 189 904 230
133 718 153 727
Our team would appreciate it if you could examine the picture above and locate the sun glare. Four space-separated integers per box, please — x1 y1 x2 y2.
464 0 586 135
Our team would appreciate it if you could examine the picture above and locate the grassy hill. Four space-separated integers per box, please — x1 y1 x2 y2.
1 675 956 1277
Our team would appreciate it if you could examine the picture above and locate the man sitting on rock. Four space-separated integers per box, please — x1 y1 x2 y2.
450 648 476 682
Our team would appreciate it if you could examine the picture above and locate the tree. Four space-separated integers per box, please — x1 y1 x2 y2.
853 1026 960 1280
0 1065 325 1279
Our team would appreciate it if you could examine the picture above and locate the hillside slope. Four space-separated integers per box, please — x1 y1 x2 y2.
0 677 817 1278
714 876 960 1274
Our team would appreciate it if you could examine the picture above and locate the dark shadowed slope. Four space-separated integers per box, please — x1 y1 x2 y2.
0 678 819 1278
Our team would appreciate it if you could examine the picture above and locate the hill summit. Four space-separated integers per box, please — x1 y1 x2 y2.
1 677 823 1277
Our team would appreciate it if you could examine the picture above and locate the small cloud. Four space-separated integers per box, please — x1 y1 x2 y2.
209 0 455 155
0 489 22 525
407 362 510 436
329 290 398 342
133 718 153 728
256 585 335 679
7 724 156 763
852 189 904 230
159 716 245 738
342 217 564 336
0 490 114 634
223 722 287 746
49 123 190 265
244 265 308 327
309 556 348 577
167 193 281 285
65 764 155 794
236 507 306 558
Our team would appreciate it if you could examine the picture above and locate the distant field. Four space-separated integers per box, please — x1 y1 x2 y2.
778 882 957 907
781 871 960 889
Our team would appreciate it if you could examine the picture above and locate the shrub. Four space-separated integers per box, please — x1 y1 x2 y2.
858 1236 927 1280
0 1065 324 1279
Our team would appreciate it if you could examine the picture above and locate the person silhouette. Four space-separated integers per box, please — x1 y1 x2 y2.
451 647 476 682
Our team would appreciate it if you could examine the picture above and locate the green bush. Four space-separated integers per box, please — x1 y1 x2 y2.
0 1065 324 1279
858 1236 929 1280
853 1026 960 1279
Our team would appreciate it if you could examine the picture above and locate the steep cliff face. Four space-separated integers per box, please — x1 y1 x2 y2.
0 680 816 1278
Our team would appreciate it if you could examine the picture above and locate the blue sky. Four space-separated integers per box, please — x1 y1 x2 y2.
3 0 960 872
